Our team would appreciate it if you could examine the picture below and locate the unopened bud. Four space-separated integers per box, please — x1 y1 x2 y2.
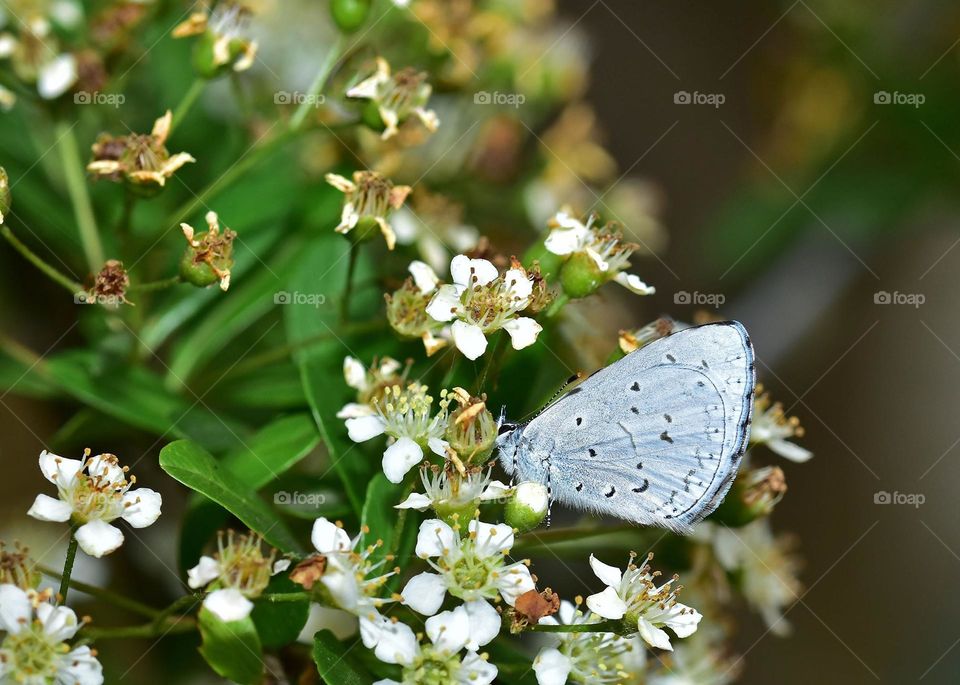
505 482 549 533
445 393 497 463
558 250 605 299
330 0 372 33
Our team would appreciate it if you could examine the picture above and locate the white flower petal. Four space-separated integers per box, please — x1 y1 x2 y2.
58 645 103 685
768 439 814 463
395 493 432 511
187 556 221 589
613 272 655 295
27 494 72 522
463 599 500 650
479 480 512 501
86 454 125 485
502 317 542 350
121 487 162 528
425 284 462 322
0 584 31 634
345 415 386 442
469 520 514 557
382 437 423 484
497 563 535 606
401 572 447 615
75 519 124 557
311 517 353 553
343 356 367 390
426 606 470 655
533 647 573 685
415 519 456 558
39 450 83 485
450 254 497 288
409 260 440 295
544 225 588 255
273 559 291 574
37 53 77 99
585 586 628 620
427 437 449 457
368 614 418 665
664 603 702 638
588 554 623 587
504 268 533 301
337 402 375 419
459 651 498 685
204 588 254 622
637 616 673 650
37 603 80 641
451 320 488 360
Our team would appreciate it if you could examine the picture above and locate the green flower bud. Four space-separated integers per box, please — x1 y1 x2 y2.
558 250 606 299
710 466 786 527
330 0 372 33
0 167 9 224
504 482 549 533
434 501 480 529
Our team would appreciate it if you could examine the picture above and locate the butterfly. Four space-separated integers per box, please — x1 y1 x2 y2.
496 321 756 533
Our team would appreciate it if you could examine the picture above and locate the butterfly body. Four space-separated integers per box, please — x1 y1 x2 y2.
496 321 755 533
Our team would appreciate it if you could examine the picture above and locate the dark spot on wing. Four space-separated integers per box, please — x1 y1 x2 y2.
660 431 673 444
636 462 643 470
630 381 640 391
575 482 583 492
633 478 649 493
631 406 639 415
588 448 597 457
604 486 616 498
663 413 672 423
576 417 582 426
666 354 676 362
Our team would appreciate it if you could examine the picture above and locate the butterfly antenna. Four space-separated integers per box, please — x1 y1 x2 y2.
525 372 583 422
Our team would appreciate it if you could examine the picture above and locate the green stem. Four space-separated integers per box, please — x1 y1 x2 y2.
528 619 623 634
128 275 182 292
257 592 311 603
83 617 196 640
40 566 160 619
114 192 136 236
290 34 346 131
440 353 460 390
340 241 360 324
169 128 296 227
57 121 104 274
545 292 570 318
1 225 84 293
477 332 507 392
58 532 79 603
170 78 206 133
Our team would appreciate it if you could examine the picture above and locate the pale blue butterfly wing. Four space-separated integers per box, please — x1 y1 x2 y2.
498 321 755 533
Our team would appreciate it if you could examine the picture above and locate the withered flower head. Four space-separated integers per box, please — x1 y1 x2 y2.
172 1 258 77
512 587 560 630
0 541 40 590
87 110 195 193
289 554 327 591
179 211 236 291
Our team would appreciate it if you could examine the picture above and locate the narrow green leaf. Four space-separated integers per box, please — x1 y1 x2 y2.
197 607 263 685
312 630 374 685
160 439 301 553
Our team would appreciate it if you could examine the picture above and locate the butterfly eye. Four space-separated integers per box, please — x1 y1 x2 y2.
498 422 516 436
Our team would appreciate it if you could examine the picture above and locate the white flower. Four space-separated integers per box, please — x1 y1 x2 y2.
425 255 542 360
343 382 450 483
336 355 403 420
326 171 411 249
709 521 800 636
0 584 103 684
347 57 438 140
187 531 285 622
395 465 510 513
401 519 533 648
585 553 701 651
750 389 812 462
545 211 654 296
27 450 162 558
372 606 497 685
37 52 76 99
309 518 408 663
534 601 646 685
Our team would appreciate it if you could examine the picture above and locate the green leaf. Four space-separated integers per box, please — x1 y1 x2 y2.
216 363 307 409
197 607 263 685
177 415 319 570
312 630 374 685
160 439 302 553
251 575 310 649
284 235 372 515
361 474 416 574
